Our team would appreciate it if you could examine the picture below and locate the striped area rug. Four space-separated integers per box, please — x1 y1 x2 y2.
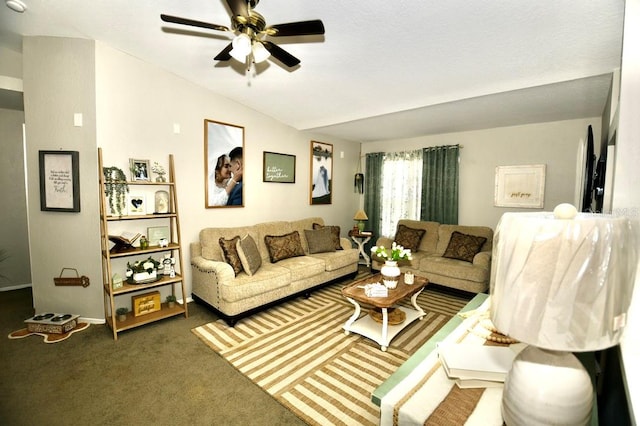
192 273 472 426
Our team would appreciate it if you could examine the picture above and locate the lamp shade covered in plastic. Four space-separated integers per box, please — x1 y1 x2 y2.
490 209 639 351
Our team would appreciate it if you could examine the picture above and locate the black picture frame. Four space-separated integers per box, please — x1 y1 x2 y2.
39 150 80 212
263 151 296 183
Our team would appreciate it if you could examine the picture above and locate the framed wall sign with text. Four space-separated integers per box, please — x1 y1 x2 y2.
263 151 295 183
39 150 80 212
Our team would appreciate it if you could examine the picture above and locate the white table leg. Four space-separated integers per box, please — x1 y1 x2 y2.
410 288 426 320
381 307 389 351
344 297 361 335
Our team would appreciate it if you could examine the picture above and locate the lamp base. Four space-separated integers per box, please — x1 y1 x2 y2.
502 346 592 426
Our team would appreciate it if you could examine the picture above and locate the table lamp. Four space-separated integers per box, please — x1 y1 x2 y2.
354 209 368 232
490 203 639 425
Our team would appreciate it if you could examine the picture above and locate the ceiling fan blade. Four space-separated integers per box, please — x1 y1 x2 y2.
266 20 325 37
225 0 249 17
214 43 233 61
263 41 300 67
160 14 230 32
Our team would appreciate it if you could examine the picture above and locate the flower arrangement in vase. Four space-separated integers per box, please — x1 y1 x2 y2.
151 162 166 182
371 242 412 289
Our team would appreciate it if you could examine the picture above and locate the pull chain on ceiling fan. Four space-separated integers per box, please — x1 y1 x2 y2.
160 0 325 70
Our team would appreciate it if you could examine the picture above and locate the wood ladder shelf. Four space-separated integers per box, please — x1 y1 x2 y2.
98 148 188 340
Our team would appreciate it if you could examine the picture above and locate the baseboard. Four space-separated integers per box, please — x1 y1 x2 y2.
0 283 33 292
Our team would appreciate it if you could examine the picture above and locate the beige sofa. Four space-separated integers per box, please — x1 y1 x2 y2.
372 220 493 293
190 217 359 325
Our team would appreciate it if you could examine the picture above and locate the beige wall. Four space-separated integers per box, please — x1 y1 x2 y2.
361 117 600 230
23 37 103 318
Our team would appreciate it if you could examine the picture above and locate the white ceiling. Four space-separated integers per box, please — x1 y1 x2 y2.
0 0 624 142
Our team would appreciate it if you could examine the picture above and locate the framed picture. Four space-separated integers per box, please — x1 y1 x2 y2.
129 159 151 181
147 226 170 246
39 150 80 212
263 151 296 183
310 141 333 205
494 164 546 208
205 119 245 208
127 194 146 215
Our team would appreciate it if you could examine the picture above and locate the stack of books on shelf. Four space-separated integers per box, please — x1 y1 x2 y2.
438 343 517 388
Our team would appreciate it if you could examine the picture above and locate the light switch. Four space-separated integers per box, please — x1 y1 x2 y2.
73 113 83 127
173 123 181 134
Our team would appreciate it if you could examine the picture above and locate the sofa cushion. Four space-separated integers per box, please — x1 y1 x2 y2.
305 228 336 254
237 234 262 276
312 223 343 250
219 236 243 275
264 231 305 263
308 248 360 272
394 224 426 252
420 255 490 283
442 231 487 262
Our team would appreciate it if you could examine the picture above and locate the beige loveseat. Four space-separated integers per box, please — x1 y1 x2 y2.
190 217 359 325
373 220 493 293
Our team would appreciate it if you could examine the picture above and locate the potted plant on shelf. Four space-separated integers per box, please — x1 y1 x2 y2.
103 166 129 216
166 294 177 308
116 307 128 322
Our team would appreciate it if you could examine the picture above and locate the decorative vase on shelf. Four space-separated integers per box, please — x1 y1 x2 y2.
381 260 401 289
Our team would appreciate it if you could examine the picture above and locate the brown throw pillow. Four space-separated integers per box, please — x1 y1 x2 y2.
219 236 243 275
264 231 305 263
304 228 336 254
312 223 343 250
442 231 487 263
236 235 262 276
394 224 426 252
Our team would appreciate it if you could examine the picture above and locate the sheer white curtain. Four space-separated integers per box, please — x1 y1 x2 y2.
379 150 423 237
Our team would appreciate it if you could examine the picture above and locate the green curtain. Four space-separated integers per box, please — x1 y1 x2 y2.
364 153 384 248
421 145 459 224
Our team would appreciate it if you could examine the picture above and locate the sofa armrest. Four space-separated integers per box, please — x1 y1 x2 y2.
375 236 394 249
472 251 492 269
191 256 235 281
339 237 352 250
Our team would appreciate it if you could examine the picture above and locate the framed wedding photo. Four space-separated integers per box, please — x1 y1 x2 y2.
205 119 245 208
309 141 333 205
39 150 80 212
129 158 151 181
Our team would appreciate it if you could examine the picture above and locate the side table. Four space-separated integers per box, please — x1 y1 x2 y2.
349 230 373 267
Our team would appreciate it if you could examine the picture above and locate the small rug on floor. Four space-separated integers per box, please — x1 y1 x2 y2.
192 278 472 426
8 322 90 343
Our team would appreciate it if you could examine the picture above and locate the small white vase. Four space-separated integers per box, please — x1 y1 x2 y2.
381 260 401 289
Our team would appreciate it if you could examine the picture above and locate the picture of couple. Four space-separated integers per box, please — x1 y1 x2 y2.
205 120 244 208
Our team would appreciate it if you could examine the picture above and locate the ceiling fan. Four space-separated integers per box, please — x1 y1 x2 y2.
160 0 325 69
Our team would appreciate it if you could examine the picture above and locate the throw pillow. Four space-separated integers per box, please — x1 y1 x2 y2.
219 236 243 275
442 231 487 263
236 234 262 276
264 231 305 263
312 223 343 250
304 228 336 254
394 224 426 252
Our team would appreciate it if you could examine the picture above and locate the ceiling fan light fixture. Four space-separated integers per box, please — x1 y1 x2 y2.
230 33 252 60
252 41 270 63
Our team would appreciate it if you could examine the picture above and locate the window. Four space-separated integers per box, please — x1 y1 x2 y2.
379 150 423 237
